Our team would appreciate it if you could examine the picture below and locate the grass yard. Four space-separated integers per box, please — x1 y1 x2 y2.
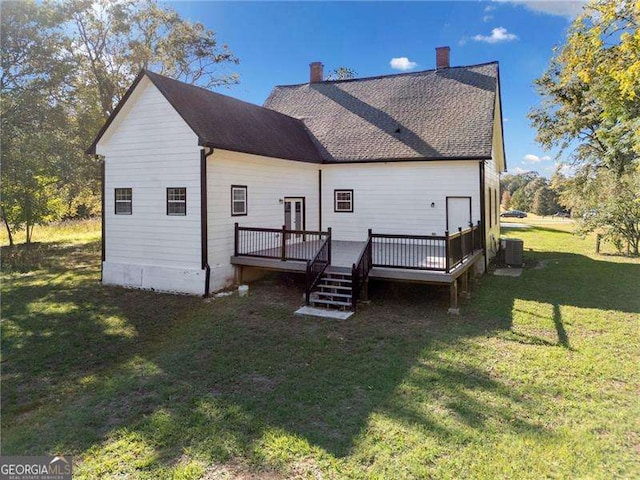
1 220 639 479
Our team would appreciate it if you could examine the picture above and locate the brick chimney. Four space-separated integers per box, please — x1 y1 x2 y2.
310 62 323 83
436 46 450 69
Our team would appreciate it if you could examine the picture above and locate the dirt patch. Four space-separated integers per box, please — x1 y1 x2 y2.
241 373 281 393
202 460 283 479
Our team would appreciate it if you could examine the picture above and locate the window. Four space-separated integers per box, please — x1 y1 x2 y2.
334 189 353 212
231 185 247 216
166 187 186 216
115 188 132 215
489 189 493 228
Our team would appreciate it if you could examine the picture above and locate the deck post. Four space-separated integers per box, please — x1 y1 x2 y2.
470 221 474 252
459 227 465 258
445 231 450 273
327 227 332 264
460 270 470 299
362 278 370 302
281 224 287 261
234 265 244 284
448 278 459 315
234 223 239 256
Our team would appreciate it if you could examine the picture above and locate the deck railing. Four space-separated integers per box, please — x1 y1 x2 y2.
371 233 448 271
305 232 332 304
234 223 330 262
351 234 373 311
372 221 482 273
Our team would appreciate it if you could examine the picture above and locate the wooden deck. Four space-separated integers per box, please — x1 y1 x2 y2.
231 239 481 284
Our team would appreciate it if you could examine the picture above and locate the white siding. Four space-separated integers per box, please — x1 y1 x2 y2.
207 149 319 291
485 93 506 260
97 78 205 295
484 157 501 260
321 161 481 241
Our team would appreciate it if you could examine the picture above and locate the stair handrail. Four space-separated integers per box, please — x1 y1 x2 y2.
351 231 373 311
305 228 332 305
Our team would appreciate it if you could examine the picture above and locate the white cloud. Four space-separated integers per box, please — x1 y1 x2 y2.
494 1 586 19
519 1 585 18
512 167 530 174
484 5 496 12
472 27 518 44
523 154 551 163
390 57 418 71
483 14 494 22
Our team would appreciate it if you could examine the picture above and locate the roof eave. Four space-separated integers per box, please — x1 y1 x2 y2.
322 155 492 165
199 140 323 164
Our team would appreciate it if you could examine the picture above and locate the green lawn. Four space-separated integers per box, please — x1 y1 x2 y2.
2 220 639 479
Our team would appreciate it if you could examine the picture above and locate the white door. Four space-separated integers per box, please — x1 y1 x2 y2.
446 197 472 233
284 198 304 240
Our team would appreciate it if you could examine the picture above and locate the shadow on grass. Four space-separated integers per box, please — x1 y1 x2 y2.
2 232 637 474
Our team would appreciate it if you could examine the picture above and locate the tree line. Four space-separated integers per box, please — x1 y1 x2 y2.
500 171 563 216
1 0 239 245
526 0 639 255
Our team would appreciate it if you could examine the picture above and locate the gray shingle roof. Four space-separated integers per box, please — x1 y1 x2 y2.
88 70 323 162
144 71 324 163
264 62 499 163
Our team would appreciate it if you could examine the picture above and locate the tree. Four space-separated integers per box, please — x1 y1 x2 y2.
505 176 552 213
532 186 561 216
529 0 639 176
575 167 640 254
529 0 639 254
500 171 539 195
510 188 528 212
0 0 72 244
1 0 240 244
501 190 511 210
326 67 357 81
66 0 240 119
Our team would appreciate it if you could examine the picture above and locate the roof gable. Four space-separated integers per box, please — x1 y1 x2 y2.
89 63 504 166
88 70 323 163
265 62 500 163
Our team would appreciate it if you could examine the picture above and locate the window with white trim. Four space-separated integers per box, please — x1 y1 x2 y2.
166 187 186 216
231 185 247 216
114 188 132 215
334 190 353 213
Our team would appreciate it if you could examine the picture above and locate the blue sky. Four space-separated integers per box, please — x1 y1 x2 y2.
172 1 586 176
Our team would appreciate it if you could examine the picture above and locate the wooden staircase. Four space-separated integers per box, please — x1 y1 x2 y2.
308 271 354 311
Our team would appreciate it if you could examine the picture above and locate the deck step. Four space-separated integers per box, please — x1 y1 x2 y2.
295 306 353 320
311 298 353 308
306 271 355 312
321 277 352 285
318 284 352 291
312 291 352 299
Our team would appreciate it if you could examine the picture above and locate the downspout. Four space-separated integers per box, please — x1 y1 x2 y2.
201 147 214 296
318 169 322 231
479 161 487 272
101 158 106 281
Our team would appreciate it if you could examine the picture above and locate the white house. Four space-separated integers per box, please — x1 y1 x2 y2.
88 47 506 313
